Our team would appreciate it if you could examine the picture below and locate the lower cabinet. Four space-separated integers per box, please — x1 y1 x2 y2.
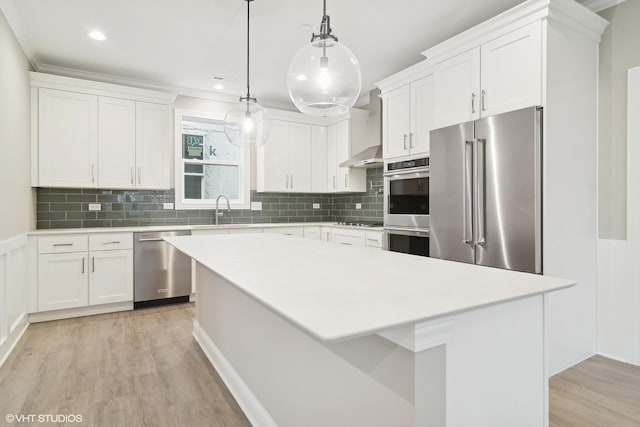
37 233 133 313
89 249 133 305
333 229 366 247
265 227 305 238
38 252 89 311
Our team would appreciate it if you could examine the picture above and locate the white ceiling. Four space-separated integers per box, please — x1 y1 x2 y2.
3 0 596 110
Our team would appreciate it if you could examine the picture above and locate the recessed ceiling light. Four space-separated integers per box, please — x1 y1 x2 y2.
214 83 224 90
88 30 106 41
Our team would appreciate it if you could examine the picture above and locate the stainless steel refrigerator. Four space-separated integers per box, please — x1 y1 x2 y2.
429 106 542 274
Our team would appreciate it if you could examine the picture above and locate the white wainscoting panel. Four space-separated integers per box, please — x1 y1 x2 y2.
0 235 29 367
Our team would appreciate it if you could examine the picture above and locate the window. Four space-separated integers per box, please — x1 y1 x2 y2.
174 110 250 209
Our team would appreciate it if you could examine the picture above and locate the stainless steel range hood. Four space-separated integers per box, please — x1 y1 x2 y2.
339 88 383 168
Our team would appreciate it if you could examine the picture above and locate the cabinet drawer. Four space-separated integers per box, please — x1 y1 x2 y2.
90 233 133 251
333 230 365 247
365 231 383 248
267 227 305 238
38 235 88 254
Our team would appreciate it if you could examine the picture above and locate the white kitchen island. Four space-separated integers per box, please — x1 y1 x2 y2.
165 233 574 427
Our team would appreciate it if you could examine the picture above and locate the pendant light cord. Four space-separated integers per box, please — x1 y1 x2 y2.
246 0 251 99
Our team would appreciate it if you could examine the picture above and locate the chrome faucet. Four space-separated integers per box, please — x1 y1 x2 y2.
215 194 231 226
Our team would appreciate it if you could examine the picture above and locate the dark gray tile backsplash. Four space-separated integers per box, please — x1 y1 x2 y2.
35 168 383 229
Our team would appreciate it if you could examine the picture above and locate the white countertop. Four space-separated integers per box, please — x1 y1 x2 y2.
27 222 383 236
165 233 575 342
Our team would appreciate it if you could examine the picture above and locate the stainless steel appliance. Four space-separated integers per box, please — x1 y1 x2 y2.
383 227 430 257
134 230 192 307
429 106 542 274
383 157 429 229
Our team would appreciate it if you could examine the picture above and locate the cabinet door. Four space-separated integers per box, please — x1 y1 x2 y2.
90 249 133 305
135 102 171 189
480 22 542 117
326 124 338 191
311 125 328 192
265 227 305 237
410 74 435 155
336 120 351 192
38 88 98 188
288 123 312 192
259 120 290 192
98 97 136 188
333 230 366 247
38 252 88 312
382 85 411 159
433 48 481 129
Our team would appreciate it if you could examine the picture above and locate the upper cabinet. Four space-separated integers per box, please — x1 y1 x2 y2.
383 75 434 159
432 22 542 130
31 73 175 190
257 120 312 193
257 111 368 194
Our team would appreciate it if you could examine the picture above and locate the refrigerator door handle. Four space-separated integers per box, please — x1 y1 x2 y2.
463 140 474 245
475 138 486 246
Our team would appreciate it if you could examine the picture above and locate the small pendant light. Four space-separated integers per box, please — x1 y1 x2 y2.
225 0 270 147
286 0 362 117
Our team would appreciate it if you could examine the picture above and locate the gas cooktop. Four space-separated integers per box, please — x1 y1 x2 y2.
334 221 383 228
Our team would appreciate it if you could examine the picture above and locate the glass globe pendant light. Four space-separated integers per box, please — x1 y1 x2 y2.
287 0 362 117
225 0 270 147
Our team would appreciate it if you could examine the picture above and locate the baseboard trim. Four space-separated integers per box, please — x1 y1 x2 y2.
29 301 133 323
597 351 638 366
0 314 29 368
192 320 278 427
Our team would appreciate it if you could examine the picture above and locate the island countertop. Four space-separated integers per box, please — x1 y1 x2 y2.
165 233 575 342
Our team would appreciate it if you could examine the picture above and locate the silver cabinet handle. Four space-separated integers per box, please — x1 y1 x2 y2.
481 90 486 112
53 243 73 247
102 241 121 245
366 238 378 242
344 174 348 188
471 93 476 114
409 132 414 149
82 257 85 274
285 174 289 189
138 237 163 242
92 256 95 273
340 242 352 246
91 165 95 184
130 166 134 184
403 134 408 149
463 139 474 246
291 174 294 190
137 167 141 184
333 175 336 189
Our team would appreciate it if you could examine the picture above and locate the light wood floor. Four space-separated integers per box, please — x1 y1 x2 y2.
0 303 250 427
550 355 640 427
3 305 640 427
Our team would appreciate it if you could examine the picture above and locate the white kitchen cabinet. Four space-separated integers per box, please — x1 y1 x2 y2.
89 249 133 305
31 73 175 190
265 227 305 238
135 102 172 189
326 125 338 191
257 120 312 193
38 252 89 312
38 88 98 188
433 48 481 129
329 120 366 193
480 22 542 117
98 97 136 188
365 231 383 249
288 123 312 192
333 229 366 247
303 226 322 240
311 125 328 192
383 75 434 159
432 22 542 130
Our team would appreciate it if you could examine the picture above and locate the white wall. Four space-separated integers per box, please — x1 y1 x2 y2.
0 8 33 366
598 0 640 240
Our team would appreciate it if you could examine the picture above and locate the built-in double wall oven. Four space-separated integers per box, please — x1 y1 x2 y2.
383 157 430 257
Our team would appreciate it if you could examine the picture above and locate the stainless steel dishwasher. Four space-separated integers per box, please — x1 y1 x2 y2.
134 230 192 308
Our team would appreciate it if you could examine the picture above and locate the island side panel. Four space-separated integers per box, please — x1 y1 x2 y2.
194 262 416 427
444 295 545 427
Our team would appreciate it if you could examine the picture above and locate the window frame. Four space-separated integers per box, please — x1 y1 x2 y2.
174 109 250 210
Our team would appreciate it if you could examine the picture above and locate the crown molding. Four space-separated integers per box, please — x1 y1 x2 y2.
579 0 627 13
0 0 40 70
